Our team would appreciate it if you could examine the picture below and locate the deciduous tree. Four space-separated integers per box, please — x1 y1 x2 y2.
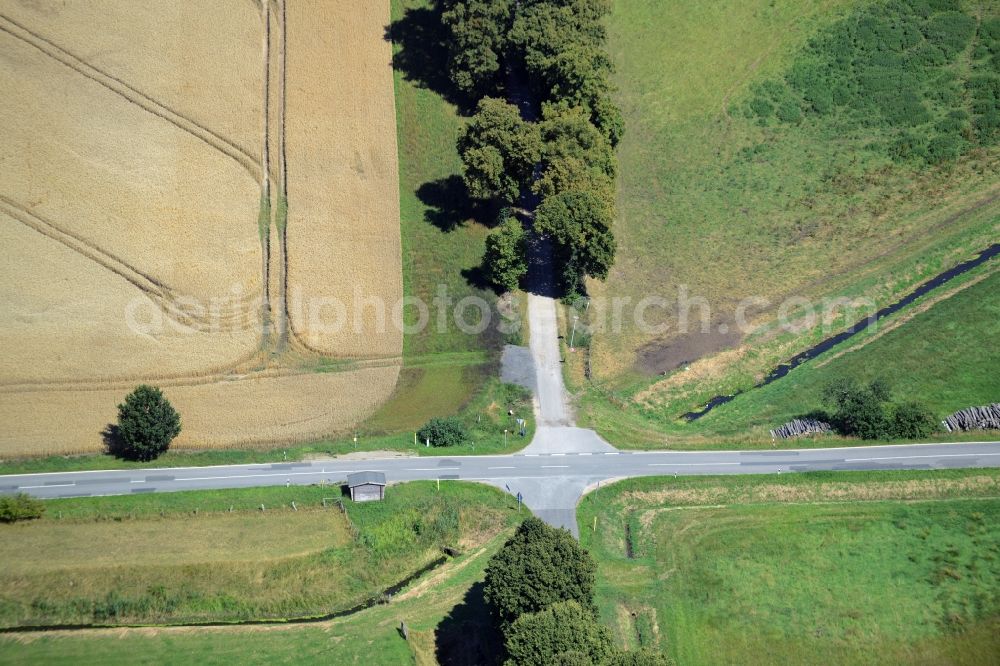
484 517 597 625
484 215 529 292
441 0 514 96
115 385 181 461
535 190 616 282
458 97 541 203
503 600 614 666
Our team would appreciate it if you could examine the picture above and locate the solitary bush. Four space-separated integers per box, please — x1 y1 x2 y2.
891 401 938 438
115 385 181 461
0 493 45 522
417 417 469 447
823 377 892 440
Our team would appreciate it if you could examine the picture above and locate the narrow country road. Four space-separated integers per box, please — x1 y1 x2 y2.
3 442 999 535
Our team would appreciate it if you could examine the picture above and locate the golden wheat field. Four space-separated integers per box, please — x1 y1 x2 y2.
285 0 403 357
0 0 402 456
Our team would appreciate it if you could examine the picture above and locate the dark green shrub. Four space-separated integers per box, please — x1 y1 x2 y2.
417 417 469 447
749 96 773 118
484 216 528 292
926 133 963 162
891 402 938 438
823 377 892 440
776 100 803 123
0 493 45 522
115 385 181 461
923 11 977 58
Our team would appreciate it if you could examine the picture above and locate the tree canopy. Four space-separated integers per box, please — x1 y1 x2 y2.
535 104 616 202
484 516 597 626
503 600 614 666
441 0 514 97
484 215 529 292
458 97 541 203
535 190 616 283
115 385 181 461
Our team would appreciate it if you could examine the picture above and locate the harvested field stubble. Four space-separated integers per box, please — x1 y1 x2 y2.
0 0 402 456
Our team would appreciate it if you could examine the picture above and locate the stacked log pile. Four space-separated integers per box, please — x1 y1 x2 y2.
941 404 1000 432
770 419 833 440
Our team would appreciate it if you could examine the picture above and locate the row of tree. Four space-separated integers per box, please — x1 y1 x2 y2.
443 0 622 295
483 517 670 665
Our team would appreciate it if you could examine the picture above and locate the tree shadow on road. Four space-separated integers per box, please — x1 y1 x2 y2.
434 581 504 666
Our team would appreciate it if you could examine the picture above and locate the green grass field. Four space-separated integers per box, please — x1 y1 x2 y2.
0 482 520 629
575 262 1000 448
0 486 518 665
578 469 1000 665
391 0 511 359
585 0 999 418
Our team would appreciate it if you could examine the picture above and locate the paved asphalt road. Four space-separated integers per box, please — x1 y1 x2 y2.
3 292 997 535
3 440 999 534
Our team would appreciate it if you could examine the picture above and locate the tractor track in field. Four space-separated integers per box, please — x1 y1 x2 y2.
0 355 404 394
0 13 260 180
0 195 259 331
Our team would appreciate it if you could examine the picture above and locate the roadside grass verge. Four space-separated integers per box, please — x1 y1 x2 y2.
0 497 518 665
0 481 520 629
578 469 1000 665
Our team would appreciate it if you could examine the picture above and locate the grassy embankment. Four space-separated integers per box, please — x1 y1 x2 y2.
578 469 1000 665
0 482 520 629
0 482 520 664
566 0 1000 447
570 262 1000 449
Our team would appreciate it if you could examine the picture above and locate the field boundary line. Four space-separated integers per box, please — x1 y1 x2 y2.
0 355 403 393
0 13 260 180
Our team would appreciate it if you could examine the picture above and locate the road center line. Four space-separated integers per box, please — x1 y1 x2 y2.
19 483 74 489
844 453 1000 462
488 466 516 469
405 467 460 471
176 471 339 482
647 462 740 467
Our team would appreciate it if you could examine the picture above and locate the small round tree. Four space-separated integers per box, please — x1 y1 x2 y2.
116 385 181 461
